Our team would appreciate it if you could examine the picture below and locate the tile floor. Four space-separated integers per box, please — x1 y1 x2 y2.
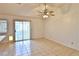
0 38 79 56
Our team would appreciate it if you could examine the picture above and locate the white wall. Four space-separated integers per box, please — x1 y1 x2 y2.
31 17 44 39
44 4 79 50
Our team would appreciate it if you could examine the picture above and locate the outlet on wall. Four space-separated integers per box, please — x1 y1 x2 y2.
71 42 74 45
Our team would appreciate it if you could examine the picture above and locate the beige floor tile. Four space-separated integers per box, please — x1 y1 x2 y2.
0 38 79 56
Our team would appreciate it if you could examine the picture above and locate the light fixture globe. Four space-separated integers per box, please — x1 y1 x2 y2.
43 15 48 18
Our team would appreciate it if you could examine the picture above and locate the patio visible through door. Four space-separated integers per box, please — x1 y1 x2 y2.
14 20 30 41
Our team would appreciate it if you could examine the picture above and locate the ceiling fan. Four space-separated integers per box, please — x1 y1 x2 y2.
39 3 55 18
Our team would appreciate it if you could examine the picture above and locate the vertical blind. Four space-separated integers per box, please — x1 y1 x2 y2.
0 20 7 33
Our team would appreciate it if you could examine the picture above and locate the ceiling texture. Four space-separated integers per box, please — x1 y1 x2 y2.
0 3 72 17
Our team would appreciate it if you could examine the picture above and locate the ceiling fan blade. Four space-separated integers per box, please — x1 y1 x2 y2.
49 11 54 13
49 11 55 16
50 13 55 16
37 10 42 13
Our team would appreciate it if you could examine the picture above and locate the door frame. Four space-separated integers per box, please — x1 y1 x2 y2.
13 19 31 42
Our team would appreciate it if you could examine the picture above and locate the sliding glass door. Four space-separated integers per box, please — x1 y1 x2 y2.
15 20 30 41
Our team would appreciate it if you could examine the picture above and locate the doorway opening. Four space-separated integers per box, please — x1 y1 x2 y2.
14 20 30 42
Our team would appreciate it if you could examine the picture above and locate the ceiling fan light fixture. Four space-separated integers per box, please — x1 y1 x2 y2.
38 3 54 18
43 15 48 18
46 12 49 15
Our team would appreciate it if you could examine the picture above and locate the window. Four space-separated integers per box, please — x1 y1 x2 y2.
0 20 7 34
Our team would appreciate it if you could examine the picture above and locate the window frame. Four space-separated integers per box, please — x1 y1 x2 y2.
0 19 8 35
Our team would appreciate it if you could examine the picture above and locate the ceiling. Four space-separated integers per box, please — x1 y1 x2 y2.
0 3 72 17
